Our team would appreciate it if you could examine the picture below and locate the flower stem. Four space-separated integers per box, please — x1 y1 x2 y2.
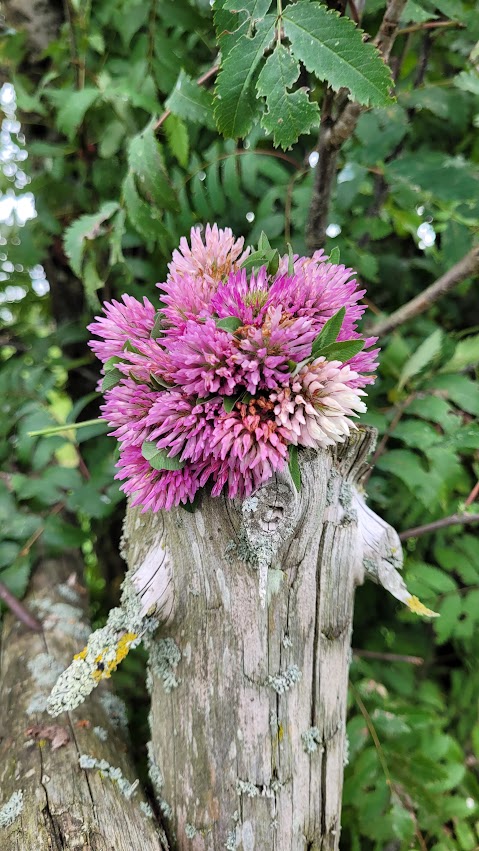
28 418 107 437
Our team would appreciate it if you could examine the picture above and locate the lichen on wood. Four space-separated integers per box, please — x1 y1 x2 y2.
123 427 410 850
0 553 168 850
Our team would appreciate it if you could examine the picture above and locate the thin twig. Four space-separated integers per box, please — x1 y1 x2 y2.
374 0 409 62
0 581 42 631
347 0 360 24
399 513 479 541
350 683 391 784
368 246 479 337
353 649 424 665
18 503 64 558
465 480 479 508
397 20 463 36
154 63 219 132
306 0 407 251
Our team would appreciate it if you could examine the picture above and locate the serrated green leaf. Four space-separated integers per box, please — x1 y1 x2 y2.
214 17 276 139
163 114 189 167
440 334 479 373
426 374 479 416
454 70 479 95
101 368 123 392
64 201 119 277
398 329 443 390
288 444 301 491
282 2 393 107
166 70 216 129
128 122 177 211
223 0 272 21
311 307 346 355
141 441 185 471
82 256 103 309
214 3 249 56
256 44 319 149
47 87 99 141
109 208 126 267
386 152 479 203
216 316 243 332
123 172 166 243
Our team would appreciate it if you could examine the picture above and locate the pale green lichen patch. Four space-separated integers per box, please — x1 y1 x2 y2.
93 726 108 741
301 727 323 754
339 481 357 525
57 583 81 604
32 598 89 640
185 823 198 838
268 664 302 694
0 790 23 828
147 742 172 820
147 741 164 797
160 798 172 818
237 778 282 798
224 539 237 556
26 694 48 716
79 754 139 799
325 468 339 506
47 577 159 716
27 653 64 687
99 692 128 729
239 485 297 607
236 779 259 798
225 828 238 850
140 801 154 819
148 637 182 693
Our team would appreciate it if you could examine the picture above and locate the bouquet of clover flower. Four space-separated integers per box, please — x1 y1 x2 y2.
88 224 379 511
48 226 439 718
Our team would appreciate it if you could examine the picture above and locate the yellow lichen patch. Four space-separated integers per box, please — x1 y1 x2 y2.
91 632 138 683
406 595 439 618
73 647 88 661
278 724 284 743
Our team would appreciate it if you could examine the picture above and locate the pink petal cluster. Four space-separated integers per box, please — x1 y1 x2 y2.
88 224 378 512
271 359 367 449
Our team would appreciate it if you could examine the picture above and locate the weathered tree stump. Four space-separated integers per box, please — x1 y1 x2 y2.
122 426 403 850
0 553 168 851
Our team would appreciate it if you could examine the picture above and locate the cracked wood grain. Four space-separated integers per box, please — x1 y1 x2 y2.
0 553 168 851
123 427 396 851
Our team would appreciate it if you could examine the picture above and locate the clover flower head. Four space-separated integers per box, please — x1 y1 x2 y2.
88 224 378 516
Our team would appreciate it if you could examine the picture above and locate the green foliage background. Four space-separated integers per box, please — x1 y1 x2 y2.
1 0 479 847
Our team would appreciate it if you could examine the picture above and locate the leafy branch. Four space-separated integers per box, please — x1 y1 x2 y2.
214 0 394 149
399 512 479 542
306 0 407 250
368 246 479 338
